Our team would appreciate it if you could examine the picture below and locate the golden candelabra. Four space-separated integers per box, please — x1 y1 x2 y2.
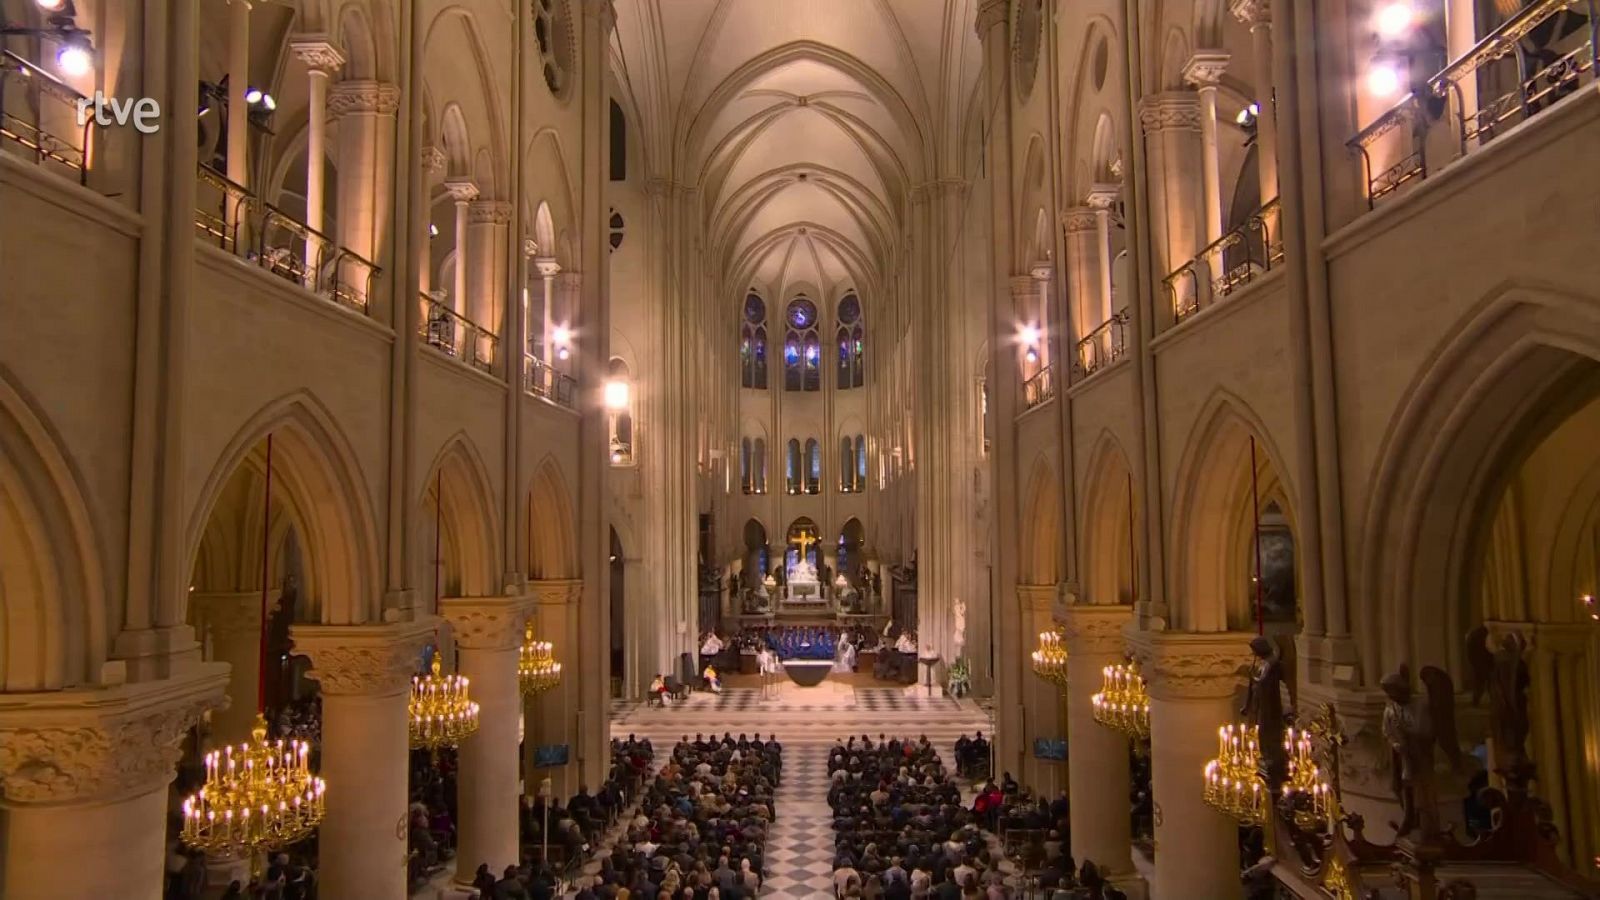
1284 725 1334 830
1090 660 1150 739
181 713 326 855
519 622 563 696
1202 723 1267 825
1030 629 1069 686
409 651 480 750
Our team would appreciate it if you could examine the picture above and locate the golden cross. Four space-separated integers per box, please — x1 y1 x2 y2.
793 531 817 558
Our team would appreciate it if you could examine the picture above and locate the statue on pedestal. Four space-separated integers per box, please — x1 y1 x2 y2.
952 597 967 661
1465 626 1531 787
1381 663 1463 838
1242 635 1288 793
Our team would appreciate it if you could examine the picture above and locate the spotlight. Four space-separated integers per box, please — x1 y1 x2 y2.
56 40 92 77
1024 348 1039 364
245 87 263 105
261 93 276 112
34 0 69 11
1366 61 1402 97
557 347 570 361
429 224 440 237
603 380 630 410
1018 324 1040 347
1375 2 1413 39
552 325 571 346
1235 102 1259 126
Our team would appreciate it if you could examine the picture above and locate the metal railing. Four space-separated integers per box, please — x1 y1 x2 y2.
1351 0 1598 207
1023 364 1056 410
1076 308 1130 377
418 293 496 373
194 165 379 314
0 50 90 184
524 354 577 410
1165 197 1284 324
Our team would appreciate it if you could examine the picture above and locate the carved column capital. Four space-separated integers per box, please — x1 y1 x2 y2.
289 36 346 74
1126 630 1252 701
1059 604 1134 657
1182 50 1231 89
192 591 266 642
444 178 480 203
1085 183 1121 209
1061 206 1098 233
1138 92 1201 134
327 79 401 117
528 579 583 607
523 238 540 258
292 619 438 697
468 200 512 225
0 667 228 807
1016 583 1058 614
534 257 562 278
421 146 447 175
1229 0 1272 28
1009 274 1040 302
440 597 536 651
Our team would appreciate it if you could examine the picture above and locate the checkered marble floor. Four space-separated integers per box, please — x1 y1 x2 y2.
607 679 993 898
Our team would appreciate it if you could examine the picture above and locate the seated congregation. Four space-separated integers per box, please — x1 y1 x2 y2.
564 733 783 899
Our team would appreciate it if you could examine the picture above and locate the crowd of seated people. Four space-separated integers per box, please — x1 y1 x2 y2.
519 736 657 878
568 733 782 899
971 777 1129 900
408 748 460 887
952 733 992 780
762 625 839 660
827 733 1012 898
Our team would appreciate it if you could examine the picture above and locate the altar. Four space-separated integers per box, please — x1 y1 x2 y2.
781 532 830 608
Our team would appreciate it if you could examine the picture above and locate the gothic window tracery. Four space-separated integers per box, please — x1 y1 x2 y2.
741 292 768 389
836 292 864 389
784 297 821 392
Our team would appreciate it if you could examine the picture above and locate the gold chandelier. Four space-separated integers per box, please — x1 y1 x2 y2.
410 650 480 749
519 622 562 696
1030 629 1069 686
182 433 328 856
1283 725 1334 830
1202 723 1267 825
181 716 327 853
1090 660 1150 739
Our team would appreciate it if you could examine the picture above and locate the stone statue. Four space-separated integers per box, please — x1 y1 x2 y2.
1464 626 1531 783
1241 636 1288 792
952 597 967 659
1380 664 1464 838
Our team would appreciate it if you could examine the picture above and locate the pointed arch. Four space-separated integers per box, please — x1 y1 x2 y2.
1167 390 1295 633
527 456 578 580
418 434 501 600
0 373 107 691
1019 457 1064 586
1080 431 1139 606
186 391 383 626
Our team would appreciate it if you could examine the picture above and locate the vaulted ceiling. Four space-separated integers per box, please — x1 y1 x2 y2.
611 0 984 306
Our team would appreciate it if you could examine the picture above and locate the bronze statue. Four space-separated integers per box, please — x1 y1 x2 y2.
1242 635 1288 792
1464 626 1531 783
1380 664 1464 838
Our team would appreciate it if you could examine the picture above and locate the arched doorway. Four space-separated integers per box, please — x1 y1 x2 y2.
837 517 865 584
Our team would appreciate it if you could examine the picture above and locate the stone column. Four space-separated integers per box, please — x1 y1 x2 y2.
468 200 511 356
0 669 226 900
524 580 582 798
225 0 250 190
1086 186 1119 324
1061 207 1098 366
1182 52 1230 246
1060 605 1141 893
293 620 435 900
534 258 561 364
441 597 534 881
289 37 345 281
444 179 479 320
1019 584 1062 797
192 591 265 744
328 80 401 267
418 147 447 296
1229 0 1278 204
1130 631 1252 900
1137 93 1202 312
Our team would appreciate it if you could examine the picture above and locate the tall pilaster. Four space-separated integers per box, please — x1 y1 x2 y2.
1086 186 1120 324
468 200 512 354
289 36 345 279
1060 605 1140 891
0 669 226 900
1228 0 1279 204
419 147 446 295
1129 631 1252 900
444 179 479 320
976 0 1024 776
293 620 435 900
1182 52 1230 246
440 597 534 880
225 0 251 192
1061 207 1099 365
1136 93 1202 310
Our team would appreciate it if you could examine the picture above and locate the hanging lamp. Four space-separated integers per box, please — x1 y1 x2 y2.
182 434 328 855
409 470 481 750
1030 628 1069 687
518 621 562 696
1090 659 1150 739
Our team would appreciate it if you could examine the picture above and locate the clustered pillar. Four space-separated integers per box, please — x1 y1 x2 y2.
1061 605 1138 890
